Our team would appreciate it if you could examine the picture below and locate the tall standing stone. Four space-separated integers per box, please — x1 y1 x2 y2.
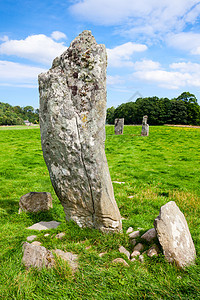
115 118 124 135
154 201 196 268
141 115 149 136
38 30 122 233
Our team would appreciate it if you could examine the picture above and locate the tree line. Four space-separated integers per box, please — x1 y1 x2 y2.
106 92 200 125
0 102 39 125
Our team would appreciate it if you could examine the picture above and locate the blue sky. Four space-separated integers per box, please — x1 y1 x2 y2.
1 0 200 108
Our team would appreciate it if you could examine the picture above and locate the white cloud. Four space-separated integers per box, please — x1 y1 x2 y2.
51 31 67 41
107 75 124 85
132 59 200 89
167 32 200 55
107 42 147 67
0 60 46 87
69 0 200 39
0 35 9 42
0 34 67 65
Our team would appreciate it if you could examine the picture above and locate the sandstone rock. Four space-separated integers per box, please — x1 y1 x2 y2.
119 246 130 259
115 118 124 135
133 243 144 252
141 115 149 136
126 227 133 234
154 201 196 268
31 241 42 246
129 230 140 239
53 249 78 273
19 192 53 213
22 242 54 269
55 232 65 239
112 258 129 267
38 30 122 233
131 250 140 257
147 245 159 257
141 228 157 242
27 221 60 231
27 235 37 241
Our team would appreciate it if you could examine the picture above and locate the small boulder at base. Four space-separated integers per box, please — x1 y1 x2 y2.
154 201 196 268
141 228 157 242
19 192 53 213
53 249 78 273
27 221 60 231
112 258 129 267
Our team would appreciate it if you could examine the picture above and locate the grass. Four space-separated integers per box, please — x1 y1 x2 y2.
0 125 200 299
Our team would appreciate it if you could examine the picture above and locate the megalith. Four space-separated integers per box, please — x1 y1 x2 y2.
154 201 196 268
38 30 122 233
141 115 149 136
115 118 124 135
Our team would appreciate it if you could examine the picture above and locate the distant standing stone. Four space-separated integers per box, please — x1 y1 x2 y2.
19 192 53 213
154 201 196 268
38 30 122 233
115 118 124 135
141 115 149 136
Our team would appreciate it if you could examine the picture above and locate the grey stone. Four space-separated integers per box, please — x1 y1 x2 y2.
130 239 137 246
141 228 157 242
27 221 60 231
26 235 37 241
141 115 149 136
139 254 144 263
22 242 54 269
133 243 144 252
130 257 136 262
31 241 42 246
154 201 196 268
38 30 122 233
53 249 78 273
129 230 140 239
112 258 129 267
119 246 130 259
131 250 140 258
126 227 133 234
19 192 53 213
147 245 159 257
55 232 65 239
115 118 124 135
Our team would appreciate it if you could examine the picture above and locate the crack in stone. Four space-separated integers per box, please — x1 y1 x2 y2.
75 116 95 224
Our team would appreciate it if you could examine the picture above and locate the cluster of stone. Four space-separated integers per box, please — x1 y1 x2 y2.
38 30 122 233
141 115 149 136
115 118 124 135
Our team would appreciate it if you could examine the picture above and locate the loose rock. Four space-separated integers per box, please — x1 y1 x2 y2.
112 258 129 267
131 250 140 257
141 228 157 242
27 235 37 242
19 192 53 213
55 232 65 239
27 221 60 231
129 230 140 239
126 227 133 234
147 245 159 257
154 201 196 268
53 249 78 273
39 30 122 233
133 243 144 252
119 246 130 259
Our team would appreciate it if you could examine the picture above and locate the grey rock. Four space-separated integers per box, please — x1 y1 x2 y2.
115 118 124 135
22 242 54 269
19 192 53 213
53 249 78 273
38 30 122 233
141 228 157 242
131 250 140 257
130 257 136 262
129 230 140 239
139 254 144 263
112 258 129 267
154 201 196 268
130 239 137 246
119 246 130 259
55 232 65 239
147 245 159 257
31 241 42 246
26 235 37 241
141 115 149 136
27 221 60 231
126 227 133 234
133 243 144 252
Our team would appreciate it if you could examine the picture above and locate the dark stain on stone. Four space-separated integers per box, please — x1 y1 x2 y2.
73 72 78 78
71 86 78 96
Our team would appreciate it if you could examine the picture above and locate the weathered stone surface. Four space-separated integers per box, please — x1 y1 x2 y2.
22 242 54 269
112 258 129 267
53 249 78 272
31 241 42 246
141 115 149 136
129 230 140 239
141 228 157 242
131 250 140 258
147 245 159 257
115 118 124 135
126 227 133 234
139 254 144 263
38 30 122 233
133 243 144 252
119 246 130 259
19 192 53 213
27 235 37 241
154 201 196 268
55 232 65 239
27 221 60 231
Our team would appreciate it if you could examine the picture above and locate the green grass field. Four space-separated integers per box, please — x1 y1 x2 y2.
0 125 200 299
